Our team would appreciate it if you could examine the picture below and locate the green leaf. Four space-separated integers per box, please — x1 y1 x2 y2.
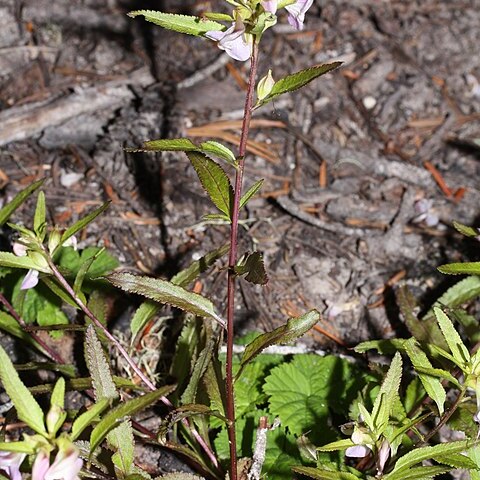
186 151 234 219
256 62 342 108
237 310 319 378
199 141 236 165
85 325 117 400
135 138 197 153
404 338 445 415
50 377 65 409
130 301 160 339
235 251 268 285
108 272 224 326
0 441 35 454
0 311 32 345
239 179 264 209
202 213 231 222
291 467 360 480
411 365 461 389
431 452 477 470
170 243 229 288
156 474 204 480
433 307 470 366
430 276 480 313
387 440 469 475
317 439 355 452
71 398 110 441
110 419 135 477
438 262 480 275
354 338 406 354
385 466 450 480
0 252 51 273
452 221 479 238
58 202 110 253
0 344 46 435
0 179 44 226
89 385 175 453
73 247 105 295
128 11 224 36
33 191 47 241
371 352 402 432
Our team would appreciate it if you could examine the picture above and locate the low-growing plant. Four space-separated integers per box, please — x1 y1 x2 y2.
0 2 479 480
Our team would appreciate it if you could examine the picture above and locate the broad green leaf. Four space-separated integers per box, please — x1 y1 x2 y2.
256 62 342 107
108 272 224 325
89 384 175 453
468 443 480 479
0 252 51 273
199 141 236 165
317 439 355 452
0 344 46 435
71 398 110 440
170 243 229 288
134 138 197 153
186 151 234 218
239 179 264 209
58 246 119 280
235 251 268 285
438 262 480 275
431 452 477 470
0 441 35 454
85 325 117 400
433 307 470 366
58 202 110 253
237 310 319 378
388 440 469 474
0 179 44 226
130 301 160 339
33 191 46 241
453 221 478 238
404 338 445 415
128 11 224 36
291 467 360 480
384 466 450 480
371 352 402 432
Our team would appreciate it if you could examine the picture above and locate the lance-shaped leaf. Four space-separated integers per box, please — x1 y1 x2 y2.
71 398 110 441
199 141 236 165
131 138 197 153
108 273 224 326
236 310 319 379
385 466 450 480
0 344 46 435
239 179 264 209
57 202 110 254
452 221 479 238
0 441 35 454
0 252 51 273
130 301 160 339
90 384 175 453
128 11 224 36
434 307 470 367
256 62 342 108
33 191 47 241
404 338 445 415
0 179 44 226
234 251 268 285
291 466 360 480
317 439 355 452
186 151 234 219
431 453 477 470
438 262 480 275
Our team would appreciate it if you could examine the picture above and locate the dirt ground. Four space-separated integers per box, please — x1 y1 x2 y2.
1 0 479 351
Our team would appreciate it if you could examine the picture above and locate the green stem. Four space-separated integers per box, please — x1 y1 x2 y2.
226 41 260 480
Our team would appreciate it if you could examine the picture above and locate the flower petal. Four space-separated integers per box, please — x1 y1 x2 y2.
32 451 50 480
261 0 278 13
285 0 314 30
13 242 28 257
345 445 371 458
20 269 39 290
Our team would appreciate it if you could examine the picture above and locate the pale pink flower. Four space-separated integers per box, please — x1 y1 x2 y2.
261 0 278 13
0 451 26 480
12 242 28 257
376 439 391 475
205 18 251 61
285 0 314 30
345 445 371 458
20 269 39 290
32 447 83 480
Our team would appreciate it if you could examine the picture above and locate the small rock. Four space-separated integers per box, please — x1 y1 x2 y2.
362 96 377 110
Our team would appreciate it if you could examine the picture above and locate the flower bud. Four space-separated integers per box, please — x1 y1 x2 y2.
47 229 62 254
257 69 275 100
46 404 67 437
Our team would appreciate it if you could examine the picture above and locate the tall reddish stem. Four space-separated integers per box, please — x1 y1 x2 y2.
226 41 260 480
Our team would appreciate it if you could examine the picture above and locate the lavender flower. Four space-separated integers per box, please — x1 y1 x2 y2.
13 241 39 290
285 0 314 30
0 451 26 480
261 0 278 13
345 445 371 458
205 18 251 61
32 446 83 480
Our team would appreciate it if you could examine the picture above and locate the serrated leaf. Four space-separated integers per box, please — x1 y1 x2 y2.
453 221 478 238
438 262 480 275
134 138 197 153
0 179 44 226
130 301 160 339
108 273 224 326
404 338 445 415
202 213 231 222
170 243 229 288
33 191 46 240
0 344 46 435
0 441 35 454
71 398 110 441
384 465 450 480
371 352 402 432
354 338 406 354
257 62 342 107
128 10 224 36
291 466 360 480
431 452 477 470
85 325 117 400
237 310 319 378
58 202 110 253
89 384 175 453
317 439 355 452
239 179 264 209
186 151 234 218
388 440 469 474
235 251 268 285
199 141 236 165
156 474 204 480
110 419 135 477
0 252 51 273
433 307 470 366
